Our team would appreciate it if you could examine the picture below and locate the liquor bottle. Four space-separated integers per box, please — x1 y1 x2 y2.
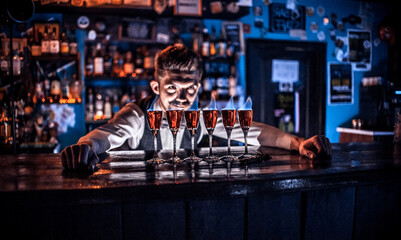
93 42 104 76
0 50 9 77
60 30 69 56
49 72 61 102
49 27 60 55
135 47 144 76
61 70 70 99
202 28 210 57
94 88 104 120
191 24 202 55
112 94 120 116
41 27 50 55
209 26 216 56
86 88 95 121
85 46 94 76
104 96 112 119
143 46 154 70
43 72 51 102
31 34 42 57
35 71 44 102
12 50 21 76
69 30 78 55
69 74 82 100
123 51 134 77
103 45 113 76
217 30 226 57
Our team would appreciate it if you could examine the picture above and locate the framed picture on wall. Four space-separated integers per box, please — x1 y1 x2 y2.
328 62 354 105
348 29 371 71
174 0 202 16
222 21 245 55
118 18 156 42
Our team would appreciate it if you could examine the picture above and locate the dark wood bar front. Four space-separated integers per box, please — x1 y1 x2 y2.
1 143 401 240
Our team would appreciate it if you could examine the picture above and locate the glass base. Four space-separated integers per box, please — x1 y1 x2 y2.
219 154 238 162
238 153 257 161
203 155 219 163
184 155 202 163
146 158 164 165
168 156 182 164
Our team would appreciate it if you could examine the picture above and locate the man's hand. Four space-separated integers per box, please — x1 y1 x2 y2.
60 143 99 172
290 135 332 159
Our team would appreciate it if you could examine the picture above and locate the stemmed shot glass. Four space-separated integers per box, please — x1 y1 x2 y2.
202 97 219 164
184 107 201 164
146 108 163 165
238 96 254 160
167 109 183 164
220 96 238 163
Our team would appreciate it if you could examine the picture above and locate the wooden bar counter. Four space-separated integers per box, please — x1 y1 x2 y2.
1 143 401 240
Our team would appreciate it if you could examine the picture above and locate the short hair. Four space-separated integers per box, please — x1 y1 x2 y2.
154 45 203 81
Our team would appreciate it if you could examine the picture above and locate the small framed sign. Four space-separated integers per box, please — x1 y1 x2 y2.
174 0 202 16
222 21 244 54
348 29 371 71
328 62 353 105
269 3 305 33
123 0 152 7
118 18 156 42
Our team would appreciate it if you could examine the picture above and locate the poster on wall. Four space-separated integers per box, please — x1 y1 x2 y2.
328 63 353 105
348 29 371 71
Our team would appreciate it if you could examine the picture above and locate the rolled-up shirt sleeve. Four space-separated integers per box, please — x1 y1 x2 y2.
213 117 294 150
77 102 145 154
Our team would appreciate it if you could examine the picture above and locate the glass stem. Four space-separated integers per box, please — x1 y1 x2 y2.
243 128 249 155
153 130 158 159
191 130 195 156
172 131 177 159
226 128 232 155
208 129 214 156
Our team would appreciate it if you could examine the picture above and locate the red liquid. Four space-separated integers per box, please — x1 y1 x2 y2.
167 110 182 130
147 110 163 130
238 110 253 128
222 109 236 128
203 110 218 129
185 110 200 130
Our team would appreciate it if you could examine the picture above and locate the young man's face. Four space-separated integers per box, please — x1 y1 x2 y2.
150 71 201 111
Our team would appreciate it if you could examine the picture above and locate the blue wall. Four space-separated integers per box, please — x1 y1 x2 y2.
206 0 391 142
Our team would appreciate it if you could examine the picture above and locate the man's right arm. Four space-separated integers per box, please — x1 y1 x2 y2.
61 102 145 171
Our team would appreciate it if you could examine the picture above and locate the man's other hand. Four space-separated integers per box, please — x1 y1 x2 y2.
291 135 332 159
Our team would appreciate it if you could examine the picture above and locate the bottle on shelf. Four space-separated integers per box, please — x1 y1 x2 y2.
12 50 21 76
85 45 94 77
103 45 113 76
94 87 104 120
69 30 78 56
0 104 12 145
35 71 44 102
191 24 202 55
43 71 51 102
93 42 104 76
112 94 120 116
104 96 112 120
61 70 70 100
31 34 42 57
41 26 50 56
0 49 10 77
209 26 216 56
202 28 210 57
124 51 134 77
86 88 95 121
50 27 60 56
135 47 144 76
49 71 61 102
69 74 82 101
60 30 69 56
217 30 227 57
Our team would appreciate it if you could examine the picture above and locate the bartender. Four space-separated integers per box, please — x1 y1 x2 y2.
61 45 331 171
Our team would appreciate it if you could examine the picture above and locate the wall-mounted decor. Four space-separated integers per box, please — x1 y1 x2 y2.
348 29 371 71
328 63 353 105
222 21 244 54
118 18 156 42
174 0 202 16
268 3 305 33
